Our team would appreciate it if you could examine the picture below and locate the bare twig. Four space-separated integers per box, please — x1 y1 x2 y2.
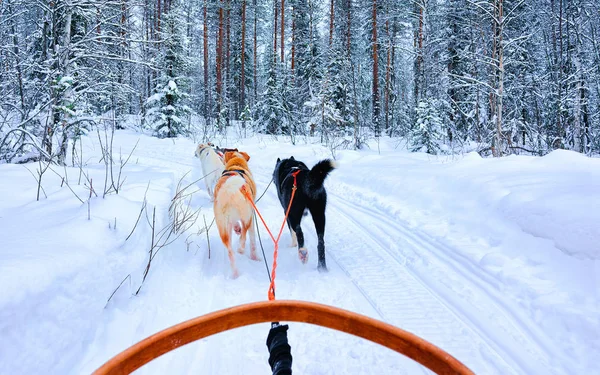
105 274 131 308
113 139 139 194
48 166 85 204
135 174 203 295
125 183 150 241
136 206 156 295
23 164 48 200
88 179 93 220
0 127 53 161
203 215 214 259
30 157 52 201
509 145 536 154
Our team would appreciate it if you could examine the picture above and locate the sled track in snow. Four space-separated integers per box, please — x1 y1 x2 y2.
325 191 564 375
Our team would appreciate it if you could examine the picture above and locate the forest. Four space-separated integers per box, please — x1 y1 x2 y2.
1 0 599 163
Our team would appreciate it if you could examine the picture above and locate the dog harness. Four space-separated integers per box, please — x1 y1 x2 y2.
222 169 247 178
198 147 213 157
280 167 303 191
222 169 255 195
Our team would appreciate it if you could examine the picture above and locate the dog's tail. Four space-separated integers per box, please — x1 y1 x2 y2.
308 159 336 189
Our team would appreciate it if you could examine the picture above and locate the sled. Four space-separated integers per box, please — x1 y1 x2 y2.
92 300 474 375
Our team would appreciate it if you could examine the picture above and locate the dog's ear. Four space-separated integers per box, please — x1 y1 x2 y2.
277 157 280 163
223 151 236 163
290 156 295 160
240 151 250 161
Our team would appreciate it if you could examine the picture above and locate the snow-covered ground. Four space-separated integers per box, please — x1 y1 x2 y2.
1 130 598 375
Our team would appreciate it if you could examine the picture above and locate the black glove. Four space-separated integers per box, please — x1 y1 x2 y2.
266 323 293 375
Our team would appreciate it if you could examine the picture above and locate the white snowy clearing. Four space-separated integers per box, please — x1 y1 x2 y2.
1 130 598 375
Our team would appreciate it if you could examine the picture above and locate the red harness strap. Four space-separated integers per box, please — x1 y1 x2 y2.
241 170 300 300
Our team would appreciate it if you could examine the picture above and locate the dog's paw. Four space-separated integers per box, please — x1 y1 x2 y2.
318 263 328 272
237 247 245 255
298 248 308 264
231 269 240 279
250 252 260 261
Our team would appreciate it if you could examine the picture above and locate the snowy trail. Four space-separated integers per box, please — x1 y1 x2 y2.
326 190 565 375
4 132 596 375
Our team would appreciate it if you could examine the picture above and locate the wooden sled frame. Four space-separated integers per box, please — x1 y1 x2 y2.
93 300 474 375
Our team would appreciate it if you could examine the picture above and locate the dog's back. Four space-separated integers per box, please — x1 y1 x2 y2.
195 144 225 199
274 158 334 202
213 151 258 278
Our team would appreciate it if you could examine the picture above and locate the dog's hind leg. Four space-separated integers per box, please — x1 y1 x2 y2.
218 222 239 278
308 201 327 272
247 216 259 261
288 213 307 264
286 219 298 247
206 184 214 201
237 220 247 255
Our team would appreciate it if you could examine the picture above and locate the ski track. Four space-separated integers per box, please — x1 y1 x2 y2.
325 184 570 375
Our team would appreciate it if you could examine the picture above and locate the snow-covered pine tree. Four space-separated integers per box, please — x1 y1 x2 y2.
411 99 444 154
290 0 323 136
145 0 192 138
254 60 291 135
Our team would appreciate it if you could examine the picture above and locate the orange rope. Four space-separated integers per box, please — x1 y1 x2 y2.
242 170 300 300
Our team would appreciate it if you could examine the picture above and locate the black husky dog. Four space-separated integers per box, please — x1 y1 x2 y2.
273 156 336 271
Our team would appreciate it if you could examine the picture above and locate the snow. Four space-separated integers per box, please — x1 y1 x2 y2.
58 76 74 87
0 130 598 375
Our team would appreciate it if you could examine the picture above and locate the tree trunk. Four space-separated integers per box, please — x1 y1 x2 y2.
414 0 424 104
385 18 390 134
254 0 258 102
493 0 504 157
274 0 278 61
291 6 295 72
329 0 334 48
157 0 161 33
281 0 285 63
7 0 25 114
144 0 150 99
203 0 210 121
56 9 73 165
226 0 231 125
558 0 564 142
217 0 224 129
372 0 380 136
241 0 247 112
347 0 351 52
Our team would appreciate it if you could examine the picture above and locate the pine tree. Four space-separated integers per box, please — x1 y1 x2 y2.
144 1 192 138
255 60 290 135
411 99 444 154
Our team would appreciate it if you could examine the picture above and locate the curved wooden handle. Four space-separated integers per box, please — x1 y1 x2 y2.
92 300 474 375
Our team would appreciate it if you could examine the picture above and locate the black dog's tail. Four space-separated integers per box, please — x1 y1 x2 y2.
308 159 336 189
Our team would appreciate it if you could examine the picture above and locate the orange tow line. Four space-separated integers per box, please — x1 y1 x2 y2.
241 169 300 300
